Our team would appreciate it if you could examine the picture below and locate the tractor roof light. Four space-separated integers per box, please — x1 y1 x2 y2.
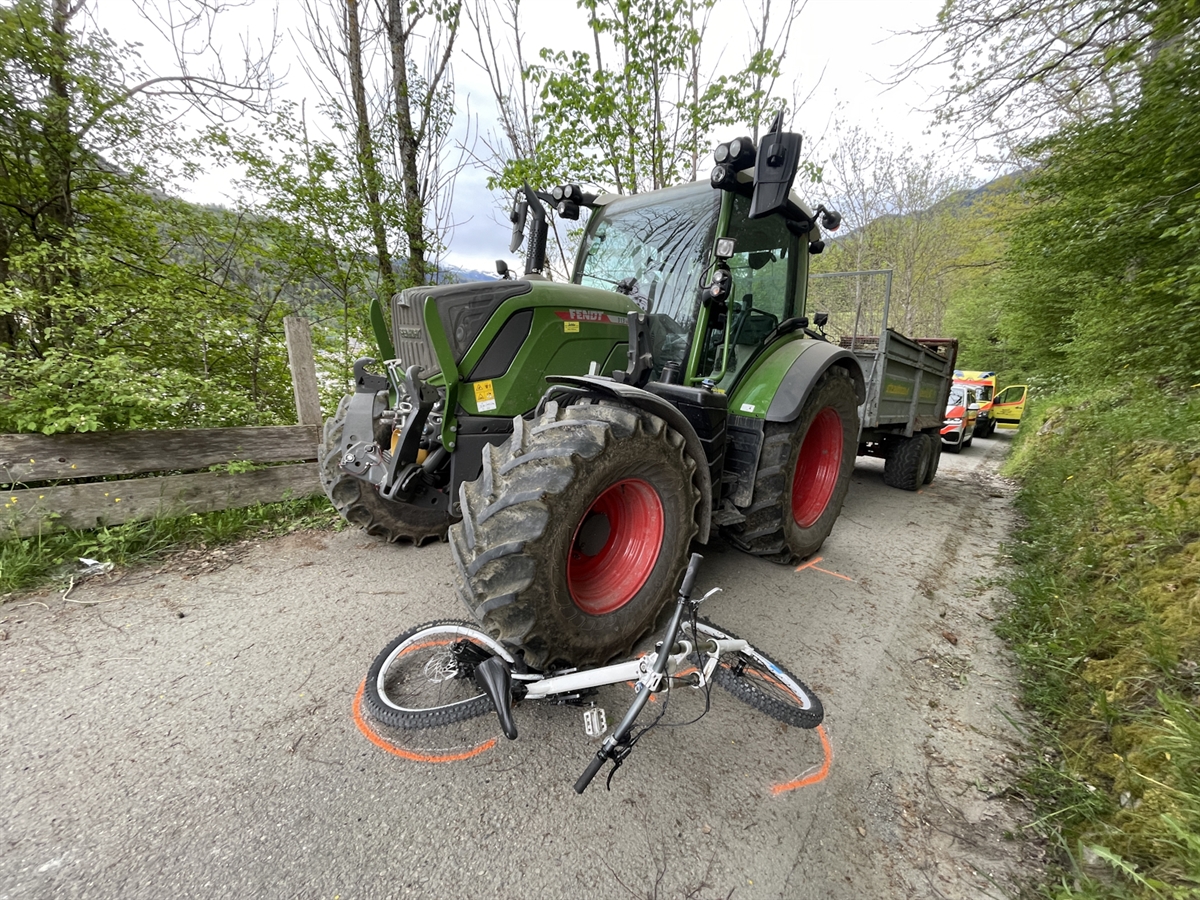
710 163 740 192
714 137 756 170
553 184 584 204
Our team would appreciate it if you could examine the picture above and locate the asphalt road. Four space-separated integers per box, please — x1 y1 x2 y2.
1 432 1039 900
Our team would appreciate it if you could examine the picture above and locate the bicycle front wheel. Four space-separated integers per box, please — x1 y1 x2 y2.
364 620 515 730
689 619 824 729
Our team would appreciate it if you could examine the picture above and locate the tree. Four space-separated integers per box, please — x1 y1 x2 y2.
476 0 803 198
995 32 1200 386
298 0 462 289
814 125 976 337
464 0 803 278
0 0 294 433
902 0 1200 146
206 103 383 398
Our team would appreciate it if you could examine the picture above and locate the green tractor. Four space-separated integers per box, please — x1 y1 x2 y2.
320 116 864 668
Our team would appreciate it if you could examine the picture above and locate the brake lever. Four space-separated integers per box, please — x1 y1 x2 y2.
689 586 722 614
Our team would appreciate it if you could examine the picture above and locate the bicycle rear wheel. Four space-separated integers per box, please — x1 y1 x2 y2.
364 620 515 730
688 619 823 728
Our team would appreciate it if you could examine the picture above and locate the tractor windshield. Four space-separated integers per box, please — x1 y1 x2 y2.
574 183 719 370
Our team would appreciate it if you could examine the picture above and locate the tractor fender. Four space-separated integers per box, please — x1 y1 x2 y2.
765 342 865 424
544 375 713 544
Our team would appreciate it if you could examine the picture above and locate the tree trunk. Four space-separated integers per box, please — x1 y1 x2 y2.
345 0 397 300
385 0 427 287
385 0 458 287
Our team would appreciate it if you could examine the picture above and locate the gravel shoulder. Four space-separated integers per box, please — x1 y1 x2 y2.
0 433 1041 900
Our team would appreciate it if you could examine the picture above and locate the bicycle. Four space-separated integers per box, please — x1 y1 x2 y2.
362 553 823 793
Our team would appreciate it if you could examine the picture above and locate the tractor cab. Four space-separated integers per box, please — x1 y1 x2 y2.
554 117 838 397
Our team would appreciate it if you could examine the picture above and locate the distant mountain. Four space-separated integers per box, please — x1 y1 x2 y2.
432 265 500 284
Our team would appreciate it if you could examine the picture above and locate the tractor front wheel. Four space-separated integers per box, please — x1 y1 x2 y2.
319 394 454 545
450 400 700 669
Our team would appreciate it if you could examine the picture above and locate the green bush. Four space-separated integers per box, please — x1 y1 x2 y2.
1000 382 1200 897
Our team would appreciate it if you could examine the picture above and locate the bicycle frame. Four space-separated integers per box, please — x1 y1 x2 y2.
516 635 748 701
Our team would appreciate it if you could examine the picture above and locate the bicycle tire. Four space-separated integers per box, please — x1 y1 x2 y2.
363 620 515 730
688 619 823 729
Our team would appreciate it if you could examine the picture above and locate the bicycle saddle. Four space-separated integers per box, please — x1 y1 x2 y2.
474 655 518 740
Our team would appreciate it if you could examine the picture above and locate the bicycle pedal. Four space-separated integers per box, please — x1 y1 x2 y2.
583 707 608 738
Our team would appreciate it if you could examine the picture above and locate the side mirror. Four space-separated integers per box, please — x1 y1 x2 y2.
749 111 802 220
813 311 829 328
496 259 510 279
508 192 528 254
819 207 842 232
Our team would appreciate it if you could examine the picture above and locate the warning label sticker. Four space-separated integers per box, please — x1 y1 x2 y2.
473 380 497 412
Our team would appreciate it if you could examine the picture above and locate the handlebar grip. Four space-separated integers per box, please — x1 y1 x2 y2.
679 552 703 600
574 749 607 794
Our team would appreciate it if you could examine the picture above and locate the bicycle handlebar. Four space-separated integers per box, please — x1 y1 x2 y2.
575 553 705 794
679 552 703 601
574 749 608 794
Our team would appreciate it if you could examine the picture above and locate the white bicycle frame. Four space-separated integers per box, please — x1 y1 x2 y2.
514 617 747 701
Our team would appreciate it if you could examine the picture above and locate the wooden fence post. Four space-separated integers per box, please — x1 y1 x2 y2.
284 316 323 426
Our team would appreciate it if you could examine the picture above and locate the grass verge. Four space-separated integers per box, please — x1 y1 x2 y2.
1000 381 1200 898
1 494 342 598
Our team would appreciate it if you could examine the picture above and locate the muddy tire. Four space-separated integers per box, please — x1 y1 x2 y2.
923 437 941 484
883 433 930 491
449 400 700 669
319 394 453 545
728 367 859 564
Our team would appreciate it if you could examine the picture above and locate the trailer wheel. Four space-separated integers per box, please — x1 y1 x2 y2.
923 437 941 485
883 433 931 491
731 367 859 563
450 400 700 669
319 394 454 545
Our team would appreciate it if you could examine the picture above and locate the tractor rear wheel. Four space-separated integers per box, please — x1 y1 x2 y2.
319 394 454 545
730 367 859 564
450 400 700 669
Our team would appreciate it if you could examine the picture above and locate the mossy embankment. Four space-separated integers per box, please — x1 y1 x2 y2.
1000 384 1200 898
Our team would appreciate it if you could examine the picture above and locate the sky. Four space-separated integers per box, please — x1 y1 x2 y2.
103 0 966 275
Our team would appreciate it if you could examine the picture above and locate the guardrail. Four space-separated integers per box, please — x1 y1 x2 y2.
2 316 327 539
1 426 322 538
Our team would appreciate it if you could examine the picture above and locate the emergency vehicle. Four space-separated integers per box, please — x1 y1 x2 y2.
953 370 998 437
941 384 979 452
992 383 1028 428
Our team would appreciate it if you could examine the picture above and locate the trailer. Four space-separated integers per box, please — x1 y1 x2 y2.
808 269 957 490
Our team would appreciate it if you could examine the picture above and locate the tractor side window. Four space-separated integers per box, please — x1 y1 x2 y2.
726 197 795 325
575 185 719 369
712 196 797 384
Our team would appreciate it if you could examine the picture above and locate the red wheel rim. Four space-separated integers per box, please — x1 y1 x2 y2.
567 479 664 615
791 408 844 529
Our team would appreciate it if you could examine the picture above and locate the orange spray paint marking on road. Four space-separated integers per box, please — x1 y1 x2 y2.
353 680 496 763
794 556 853 582
771 724 832 794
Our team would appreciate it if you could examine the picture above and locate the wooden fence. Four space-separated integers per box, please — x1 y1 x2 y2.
2 317 326 539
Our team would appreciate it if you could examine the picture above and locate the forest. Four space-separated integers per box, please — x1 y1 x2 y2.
2 0 1198 896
